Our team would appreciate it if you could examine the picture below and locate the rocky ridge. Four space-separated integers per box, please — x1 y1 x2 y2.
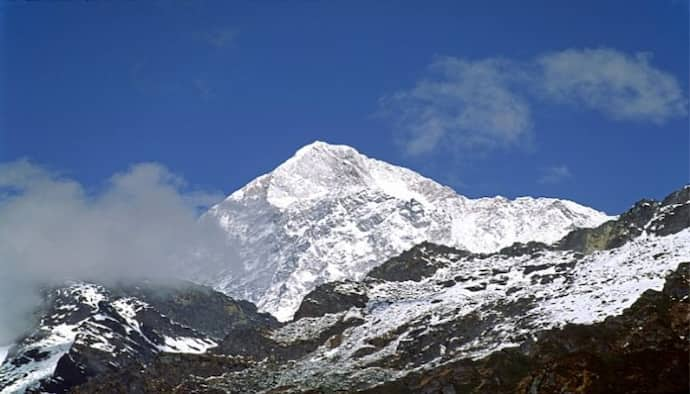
0 281 277 393
69 186 690 393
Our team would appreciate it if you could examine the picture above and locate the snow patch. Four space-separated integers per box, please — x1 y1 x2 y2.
157 336 217 354
0 345 11 365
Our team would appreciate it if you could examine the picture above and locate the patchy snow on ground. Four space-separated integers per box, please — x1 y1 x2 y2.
215 228 690 390
158 336 217 354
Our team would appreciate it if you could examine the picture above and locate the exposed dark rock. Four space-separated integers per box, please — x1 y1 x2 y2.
661 185 690 207
557 202 653 253
555 260 577 271
523 263 553 275
71 353 253 394
465 283 486 292
367 242 470 282
67 259 690 394
530 273 559 285
211 327 279 361
293 280 369 320
109 280 280 338
488 276 508 285
498 241 552 257
213 314 365 363
372 312 490 370
438 279 456 288
650 203 690 237
662 261 689 300
362 262 690 394
358 349 533 394
505 286 522 296
2 280 278 393
557 186 689 254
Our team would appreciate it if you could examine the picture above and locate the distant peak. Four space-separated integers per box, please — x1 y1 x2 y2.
292 140 360 159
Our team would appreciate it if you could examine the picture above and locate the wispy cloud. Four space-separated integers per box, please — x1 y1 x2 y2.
193 78 214 99
0 160 236 344
538 165 572 184
381 48 687 156
380 57 533 156
537 48 688 123
199 27 237 49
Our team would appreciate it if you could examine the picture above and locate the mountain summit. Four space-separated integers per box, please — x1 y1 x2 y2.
225 141 456 209
200 141 611 321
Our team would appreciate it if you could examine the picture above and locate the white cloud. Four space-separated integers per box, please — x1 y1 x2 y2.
538 165 572 184
0 161 237 344
537 48 688 123
380 57 533 156
383 48 687 156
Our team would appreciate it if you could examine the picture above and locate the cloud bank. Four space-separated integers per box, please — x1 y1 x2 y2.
381 48 687 156
0 161 234 344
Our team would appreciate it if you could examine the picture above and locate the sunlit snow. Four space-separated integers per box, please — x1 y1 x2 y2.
222 228 690 389
202 141 612 321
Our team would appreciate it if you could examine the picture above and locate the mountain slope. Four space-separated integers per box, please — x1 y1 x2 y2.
199 141 611 320
0 280 277 393
361 261 689 394
72 185 690 393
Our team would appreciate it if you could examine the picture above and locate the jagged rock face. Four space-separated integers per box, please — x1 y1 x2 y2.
292 243 470 322
362 264 689 394
71 353 254 394
652 186 690 236
367 242 471 282
557 186 690 253
293 280 370 320
107 284 279 339
0 281 277 393
497 241 552 257
199 141 611 321
212 312 365 363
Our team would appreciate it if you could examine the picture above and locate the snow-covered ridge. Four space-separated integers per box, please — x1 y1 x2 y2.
216 228 690 390
0 283 217 393
202 141 612 321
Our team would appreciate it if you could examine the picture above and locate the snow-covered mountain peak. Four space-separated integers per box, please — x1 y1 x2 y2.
225 141 455 210
202 141 612 321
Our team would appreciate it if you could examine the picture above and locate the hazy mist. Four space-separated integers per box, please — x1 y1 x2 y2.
0 160 236 345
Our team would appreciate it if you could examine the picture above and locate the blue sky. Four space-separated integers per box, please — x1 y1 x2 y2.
0 0 687 214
